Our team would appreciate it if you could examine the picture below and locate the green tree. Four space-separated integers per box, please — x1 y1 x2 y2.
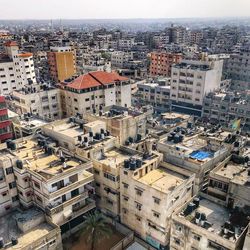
81 211 112 250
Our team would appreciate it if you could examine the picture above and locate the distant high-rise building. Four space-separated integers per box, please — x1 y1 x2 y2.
47 46 76 82
150 52 183 77
0 41 36 95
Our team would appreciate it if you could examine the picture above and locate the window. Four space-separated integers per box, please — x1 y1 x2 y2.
9 182 16 189
153 197 160 204
2 192 7 197
135 188 143 196
12 196 19 202
36 195 42 203
193 234 201 241
123 183 129 189
123 195 129 201
94 169 100 175
5 167 13 175
135 202 142 211
153 211 160 218
34 181 40 189
104 172 117 182
96 182 100 187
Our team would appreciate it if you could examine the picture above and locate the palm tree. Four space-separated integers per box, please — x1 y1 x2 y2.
81 211 112 250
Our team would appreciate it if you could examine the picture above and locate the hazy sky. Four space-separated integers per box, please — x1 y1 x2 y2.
1 0 250 19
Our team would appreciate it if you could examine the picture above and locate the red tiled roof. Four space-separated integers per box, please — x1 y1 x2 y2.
17 53 33 58
67 71 128 90
4 41 18 47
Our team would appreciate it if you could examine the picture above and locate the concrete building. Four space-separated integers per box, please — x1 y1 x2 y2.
0 96 12 142
170 59 223 116
11 84 62 121
85 105 147 145
0 41 36 95
111 51 133 68
150 52 182 77
158 124 231 194
47 46 76 82
120 152 194 248
0 136 95 234
0 207 62 250
60 71 132 117
170 196 249 250
204 146 250 210
224 45 250 91
202 91 250 133
136 82 171 113
12 115 48 139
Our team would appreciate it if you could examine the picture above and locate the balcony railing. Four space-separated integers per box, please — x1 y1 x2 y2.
46 191 89 216
45 174 93 199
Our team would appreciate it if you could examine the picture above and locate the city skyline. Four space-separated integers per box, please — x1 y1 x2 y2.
1 0 250 20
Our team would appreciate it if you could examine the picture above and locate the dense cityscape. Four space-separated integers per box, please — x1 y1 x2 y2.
0 8 249 250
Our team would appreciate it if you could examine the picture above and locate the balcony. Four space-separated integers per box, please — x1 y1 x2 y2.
46 191 89 216
45 173 93 199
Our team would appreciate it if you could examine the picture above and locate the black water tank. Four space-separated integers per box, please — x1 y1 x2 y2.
89 131 94 137
0 237 4 248
193 197 200 208
79 123 84 129
136 159 142 168
100 128 105 134
106 130 110 136
9 142 16 150
16 160 23 169
78 135 82 141
84 137 88 142
129 161 136 170
124 160 130 168
187 122 192 129
47 147 53 155
174 135 180 143
11 237 18 246
6 139 12 149
137 134 142 141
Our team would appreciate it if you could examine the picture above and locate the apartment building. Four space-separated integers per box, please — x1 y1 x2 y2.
203 91 250 133
170 59 223 116
47 46 76 82
60 71 132 117
158 124 231 194
85 105 147 145
41 117 121 217
204 148 250 210
224 45 250 91
0 136 95 235
136 82 171 113
11 84 62 121
0 207 62 250
120 149 194 248
0 96 12 142
111 51 133 68
170 196 249 250
12 115 48 139
150 52 182 77
0 41 36 95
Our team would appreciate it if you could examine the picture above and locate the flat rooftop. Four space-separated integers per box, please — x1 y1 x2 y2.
97 148 132 169
179 198 249 242
13 139 90 180
0 208 56 249
215 162 250 186
138 167 187 193
18 118 48 128
46 121 83 138
161 112 190 120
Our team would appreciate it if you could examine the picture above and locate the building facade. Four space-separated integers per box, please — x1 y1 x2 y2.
47 46 76 82
0 96 12 142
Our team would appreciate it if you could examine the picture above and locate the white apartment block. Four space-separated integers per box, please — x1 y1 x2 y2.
0 41 36 95
11 84 62 121
60 71 132 117
111 51 133 68
170 59 223 116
